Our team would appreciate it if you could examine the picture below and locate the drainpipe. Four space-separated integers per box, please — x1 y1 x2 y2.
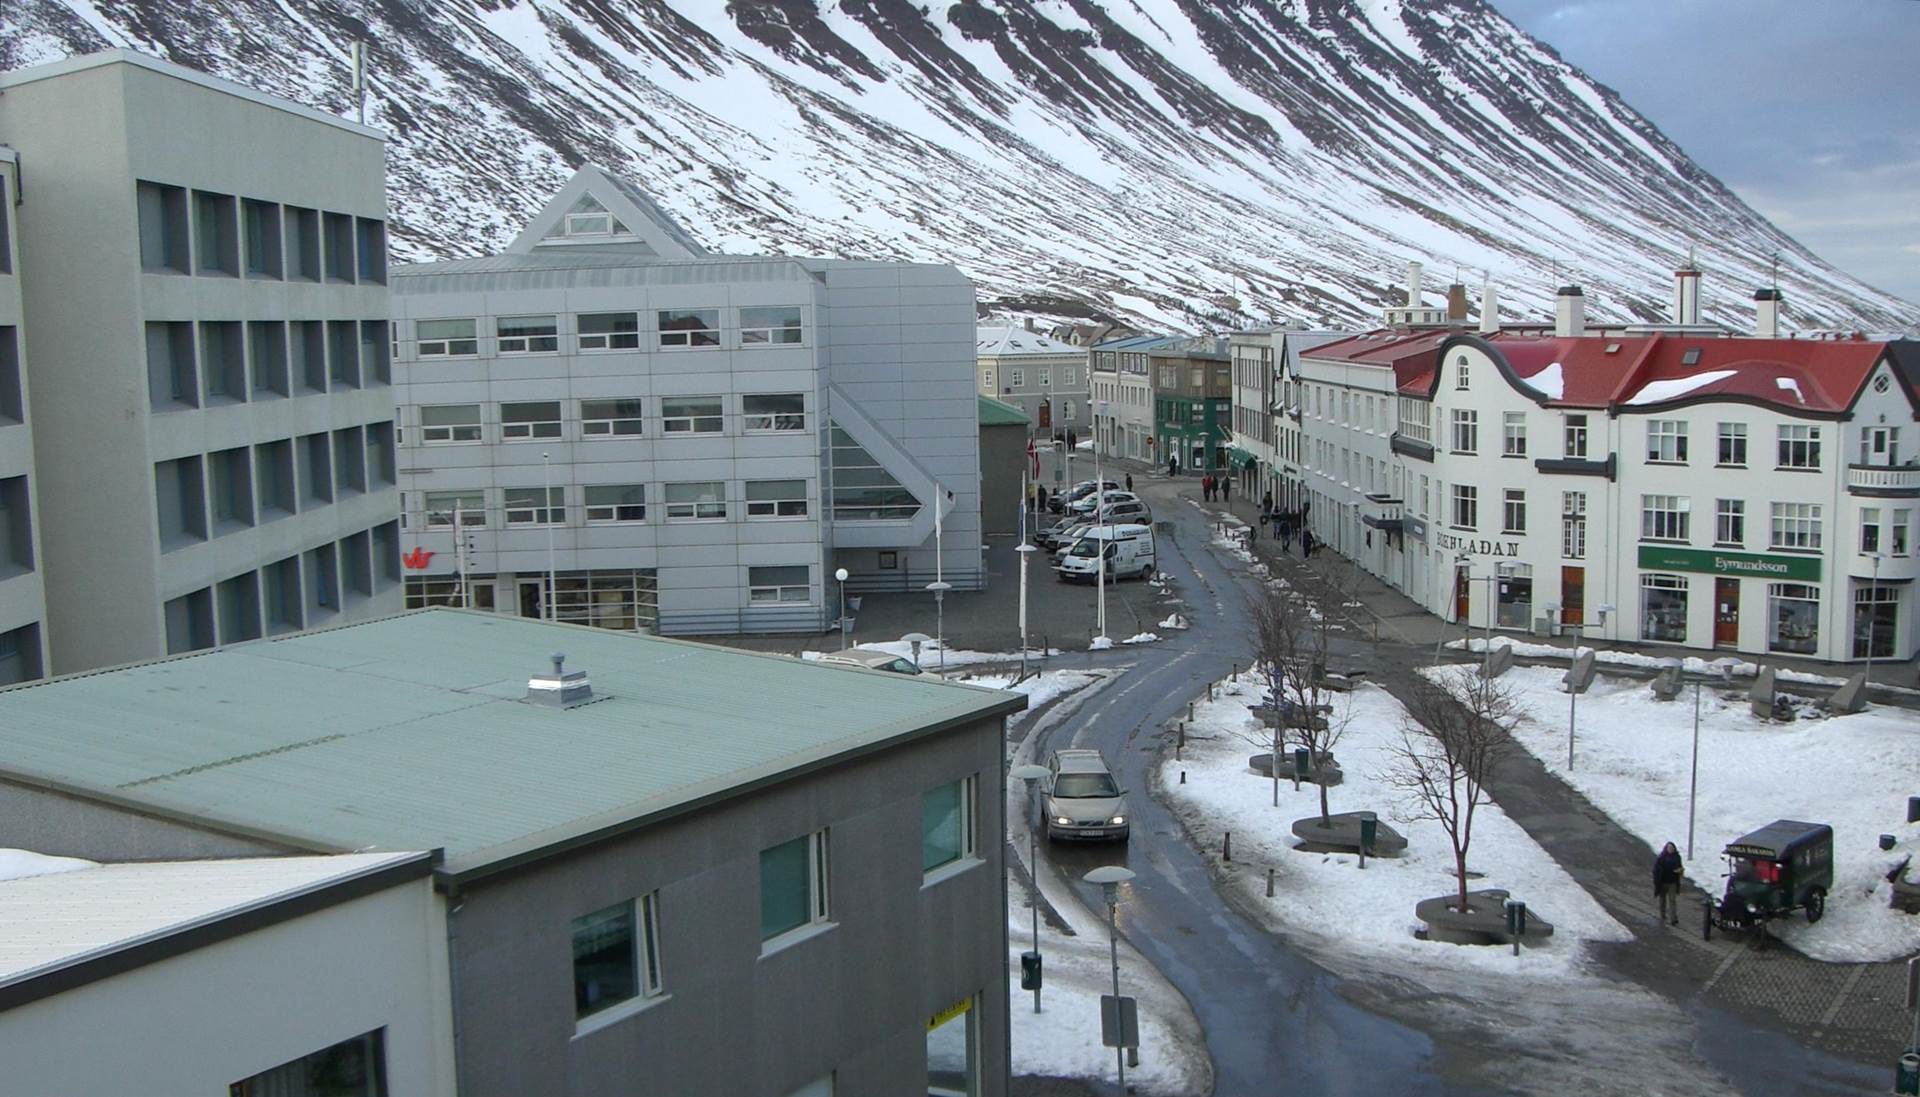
443 878 467 1097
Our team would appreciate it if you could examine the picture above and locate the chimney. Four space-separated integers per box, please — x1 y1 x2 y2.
1406 261 1425 307
1479 280 1500 334
1446 283 1470 321
1753 287 1781 339
1024 316 1035 333
526 651 594 709
1554 285 1586 338
1673 255 1701 326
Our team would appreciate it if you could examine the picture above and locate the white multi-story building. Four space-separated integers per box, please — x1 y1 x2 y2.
1230 326 1348 509
0 149 47 685
0 51 401 673
1297 272 1920 664
977 323 1087 437
391 167 981 635
1089 335 1165 463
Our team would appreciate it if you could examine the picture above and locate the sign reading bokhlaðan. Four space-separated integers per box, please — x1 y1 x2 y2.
1637 545 1821 582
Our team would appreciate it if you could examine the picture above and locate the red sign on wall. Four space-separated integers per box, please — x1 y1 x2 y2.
402 548 434 570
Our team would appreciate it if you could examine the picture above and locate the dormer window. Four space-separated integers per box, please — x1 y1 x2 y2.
543 194 632 240
1682 348 1702 366
565 212 612 236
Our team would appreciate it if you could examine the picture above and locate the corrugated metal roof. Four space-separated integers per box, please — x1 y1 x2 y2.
0 853 424 986
0 612 1024 877
977 394 1030 426
392 252 817 295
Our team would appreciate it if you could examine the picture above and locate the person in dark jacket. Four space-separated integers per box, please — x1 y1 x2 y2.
1035 484 1048 514
1262 490 1274 515
1653 842 1684 925
1125 473 1134 493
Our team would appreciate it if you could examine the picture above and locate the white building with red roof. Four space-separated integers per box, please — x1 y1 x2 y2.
1294 271 1920 664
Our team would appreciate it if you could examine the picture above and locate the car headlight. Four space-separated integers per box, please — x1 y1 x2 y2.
1109 815 1127 825
1054 816 1072 826
1745 901 1758 914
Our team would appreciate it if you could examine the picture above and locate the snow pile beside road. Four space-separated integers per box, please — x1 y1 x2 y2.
0 849 98 883
1439 663 1920 962
1121 632 1161 645
1157 614 1189 630
1158 679 1629 977
1089 636 1115 651
1447 637 1918 695
801 640 1059 667
968 670 1103 715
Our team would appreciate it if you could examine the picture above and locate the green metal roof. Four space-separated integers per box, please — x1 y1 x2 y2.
0 611 1024 880
977 394 1030 426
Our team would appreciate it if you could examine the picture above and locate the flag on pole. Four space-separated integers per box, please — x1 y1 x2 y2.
1027 436 1040 478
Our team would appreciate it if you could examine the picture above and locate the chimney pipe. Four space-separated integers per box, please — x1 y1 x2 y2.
1024 316 1035 332
1554 285 1586 338
1479 281 1500 334
1673 255 1701 326
1754 288 1782 339
1406 261 1424 308
1446 283 1469 321
526 650 595 709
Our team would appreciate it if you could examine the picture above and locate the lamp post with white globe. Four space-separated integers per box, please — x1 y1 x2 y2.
1084 864 1136 1096
834 567 851 650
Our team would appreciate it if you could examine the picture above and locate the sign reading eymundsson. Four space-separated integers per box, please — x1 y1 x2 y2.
1637 545 1822 582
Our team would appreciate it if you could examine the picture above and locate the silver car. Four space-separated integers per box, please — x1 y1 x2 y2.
1044 748 1129 842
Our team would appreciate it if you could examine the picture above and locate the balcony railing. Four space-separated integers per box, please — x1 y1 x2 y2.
1846 464 1920 496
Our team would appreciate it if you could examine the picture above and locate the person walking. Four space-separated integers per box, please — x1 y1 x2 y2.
1036 483 1048 514
1262 489 1274 515
1168 455 1178 477
1301 529 1315 558
1221 476 1231 504
1125 473 1134 493
1201 473 1212 501
1653 842 1684 926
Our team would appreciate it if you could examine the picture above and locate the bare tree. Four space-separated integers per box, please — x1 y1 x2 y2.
1243 583 1351 820
1384 671 1521 912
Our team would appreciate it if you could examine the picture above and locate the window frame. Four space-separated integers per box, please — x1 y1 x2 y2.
570 894 664 1026
424 490 487 529
658 308 721 349
662 396 725 434
760 829 831 948
742 393 807 433
496 314 560 355
1502 412 1527 457
419 404 483 445
1717 422 1748 467
1714 498 1745 548
748 564 813 603
577 311 641 352
1769 502 1823 552
1502 488 1526 535
1646 419 1689 464
664 481 727 522
1564 413 1588 459
1450 409 1478 454
580 398 645 438
500 400 563 441
1777 424 1822 470
416 318 479 358
1640 493 1691 543
584 484 647 525
922 775 979 879
1450 484 1478 531
503 486 565 527
739 305 805 346
745 479 809 520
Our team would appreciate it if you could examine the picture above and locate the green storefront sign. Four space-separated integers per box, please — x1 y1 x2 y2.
1636 545 1822 582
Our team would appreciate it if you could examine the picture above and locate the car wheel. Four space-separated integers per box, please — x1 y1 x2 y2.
1805 888 1826 923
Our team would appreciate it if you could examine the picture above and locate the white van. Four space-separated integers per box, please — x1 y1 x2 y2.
1054 523 1156 582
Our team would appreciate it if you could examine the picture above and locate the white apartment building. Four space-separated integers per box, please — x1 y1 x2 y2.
977 323 1087 436
1297 276 1920 664
0 150 47 685
391 167 981 636
1089 335 1167 463
1231 327 1347 509
0 52 401 673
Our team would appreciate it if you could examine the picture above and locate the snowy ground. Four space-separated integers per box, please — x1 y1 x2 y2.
1449 636 1919 695
1158 677 1630 978
798 639 1058 668
1428 662 1920 963
0 849 96 883
964 669 1103 714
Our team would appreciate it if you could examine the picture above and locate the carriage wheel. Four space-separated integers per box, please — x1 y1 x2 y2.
1805 888 1826 924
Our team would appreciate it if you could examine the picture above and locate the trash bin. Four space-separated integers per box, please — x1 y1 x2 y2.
1358 814 1378 856
1895 1050 1919 1096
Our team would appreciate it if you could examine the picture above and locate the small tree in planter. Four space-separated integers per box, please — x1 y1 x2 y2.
1385 672 1520 912
1246 585 1349 816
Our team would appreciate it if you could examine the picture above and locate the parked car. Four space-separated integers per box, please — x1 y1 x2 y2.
813 648 924 675
1090 499 1150 523
1704 819 1833 939
1056 524 1156 582
1070 490 1138 515
1049 480 1118 514
1037 518 1089 550
1043 748 1129 842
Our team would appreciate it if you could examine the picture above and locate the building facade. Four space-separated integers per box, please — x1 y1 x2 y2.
1296 279 1920 663
392 167 982 636
0 609 1022 1096
0 52 402 673
1151 339 1232 474
0 150 48 686
1230 328 1347 510
977 323 1087 437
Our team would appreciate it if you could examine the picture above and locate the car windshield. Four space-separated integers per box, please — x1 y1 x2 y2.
1066 541 1112 558
881 658 921 674
1053 773 1119 798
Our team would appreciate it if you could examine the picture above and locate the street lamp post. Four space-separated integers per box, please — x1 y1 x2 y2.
1084 865 1137 1097
902 632 931 672
1012 764 1051 1014
1094 399 1111 643
834 567 851 650
1555 603 1612 772
542 451 557 621
1866 551 1883 698
1017 543 1037 677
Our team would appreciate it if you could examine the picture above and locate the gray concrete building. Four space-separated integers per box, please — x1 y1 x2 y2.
0 608 1023 1096
0 852 454 1096
976 322 1087 438
391 167 983 636
0 51 402 674
0 149 48 685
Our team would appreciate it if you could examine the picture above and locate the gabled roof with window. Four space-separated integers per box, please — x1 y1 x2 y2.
0 611 1023 883
976 325 1079 358
505 165 708 259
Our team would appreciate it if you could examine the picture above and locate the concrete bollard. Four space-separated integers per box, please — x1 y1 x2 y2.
1179 770 1186 784
1177 722 1186 750
1128 1048 1139 1068
1188 701 1195 721
1231 662 1238 682
1266 867 1275 897
1223 831 1233 861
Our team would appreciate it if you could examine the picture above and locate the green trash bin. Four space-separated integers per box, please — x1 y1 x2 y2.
1896 1050 1919 1096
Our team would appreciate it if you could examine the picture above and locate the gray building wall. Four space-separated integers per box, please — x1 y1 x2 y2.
979 422 1027 536
0 877 453 1097
451 714 1009 1097
0 152 49 685
0 54 401 673
0 777 301 861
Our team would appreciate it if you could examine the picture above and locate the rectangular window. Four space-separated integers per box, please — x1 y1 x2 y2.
1769 502 1823 551
748 564 812 603
922 776 977 874
746 479 808 519
578 311 640 351
300 433 333 504
1039 367 1053 388
153 456 208 550
1777 424 1822 469
1561 491 1586 559
1769 582 1819 654
242 199 283 279
1641 573 1689 642
420 404 483 444
1010 368 1025 389
662 396 723 434
1646 420 1688 463
743 393 806 432
201 321 246 403
137 181 191 273
584 484 647 524
1860 506 1882 554
760 830 830 943
361 320 391 385
740 305 804 345
1450 409 1478 454
417 319 479 357
1502 489 1526 534
1854 585 1898 659
0 328 18 424
665 481 726 521
0 477 32 576
497 314 559 354
192 190 239 276
291 321 327 393
146 321 198 410
1451 484 1477 530
581 399 644 437
333 426 367 496
322 211 355 282
1715 499 1745 547
283 206 321 282
228 1030 385 1097
1717 422 1747 466
327 319 361 389
571 895 663 1021
254 441 296 520
355 218 387 284
504 486 564 526
1894 509 1912 556
1564 414 1588 458
425 490 486 528
206 446 255 531
1641 494 1690 542
1456 360 1470 390
658 308 720 348
248 321 290 397
501 401 562 440
1502 412 1527 456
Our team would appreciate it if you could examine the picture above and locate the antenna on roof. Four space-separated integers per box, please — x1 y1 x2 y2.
1769 250 1780 294
350 40 367 125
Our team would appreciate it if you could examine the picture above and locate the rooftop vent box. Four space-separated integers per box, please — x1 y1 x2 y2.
527 652 594 709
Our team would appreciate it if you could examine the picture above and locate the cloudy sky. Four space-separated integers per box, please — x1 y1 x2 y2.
1492 0 1919 306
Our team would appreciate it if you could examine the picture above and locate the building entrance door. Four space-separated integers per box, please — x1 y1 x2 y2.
1561 566 1585 627
518 580 545 620
1454 566 1470 623
1714 578 1740 647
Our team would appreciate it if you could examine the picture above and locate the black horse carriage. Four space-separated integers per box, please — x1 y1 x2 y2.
1703 819 1833 940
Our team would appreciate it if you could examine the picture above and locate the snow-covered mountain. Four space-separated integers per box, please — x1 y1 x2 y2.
4 0 1911 332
